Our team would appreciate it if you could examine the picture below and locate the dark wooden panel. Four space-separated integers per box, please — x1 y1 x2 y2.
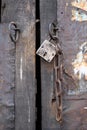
57 0 87 129
40 0 61 129
1 0 36 130
2 0 35 24
15 23 36 130
0 24 15 130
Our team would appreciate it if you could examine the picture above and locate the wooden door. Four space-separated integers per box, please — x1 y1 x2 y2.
0 0 36 130
40 0 87 130
57 0 87 129
40 0 60 130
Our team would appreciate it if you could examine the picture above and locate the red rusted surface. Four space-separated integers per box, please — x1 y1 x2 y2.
57 0 87 129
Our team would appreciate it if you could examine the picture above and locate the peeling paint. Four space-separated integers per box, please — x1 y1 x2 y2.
57 0 87 128
72 9 87 21
72 42 87 79
71 0 87 21
72 0 87 11
72 42 87 93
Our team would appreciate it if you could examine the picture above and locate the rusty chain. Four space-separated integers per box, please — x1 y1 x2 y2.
54 53 63 123
49 21 63 123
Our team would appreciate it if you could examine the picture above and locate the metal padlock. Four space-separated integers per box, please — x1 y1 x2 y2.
36 40 56 62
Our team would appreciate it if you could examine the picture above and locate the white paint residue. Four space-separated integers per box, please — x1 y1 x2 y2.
71 0 87 21
71 42 87 94
84 107 87 110
20 57 23 80
72 42 87 80
28 98 31 123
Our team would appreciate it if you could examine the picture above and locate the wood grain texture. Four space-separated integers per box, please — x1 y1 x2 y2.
57 0 87 129
40 0 61 129
0 24 15 130
1 0 36 130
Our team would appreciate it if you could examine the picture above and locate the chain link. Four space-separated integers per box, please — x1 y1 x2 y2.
49 21 63 123
54 53 63 122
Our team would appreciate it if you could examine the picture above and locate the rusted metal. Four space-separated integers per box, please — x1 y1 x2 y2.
36 21 63 122
50 22 63 123
53 54 63 123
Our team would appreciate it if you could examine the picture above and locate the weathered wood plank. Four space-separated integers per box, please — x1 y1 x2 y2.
57 0 87 129
1 0 36 130
40 0 61 129
0 24 15 130
15 23 36 130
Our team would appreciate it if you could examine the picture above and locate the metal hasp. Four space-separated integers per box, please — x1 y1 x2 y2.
36 21 62 62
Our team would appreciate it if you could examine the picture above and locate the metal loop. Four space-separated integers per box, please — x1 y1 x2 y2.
9 22 20 43
56 108 62 122
56 80 62 94
49 22 59 41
